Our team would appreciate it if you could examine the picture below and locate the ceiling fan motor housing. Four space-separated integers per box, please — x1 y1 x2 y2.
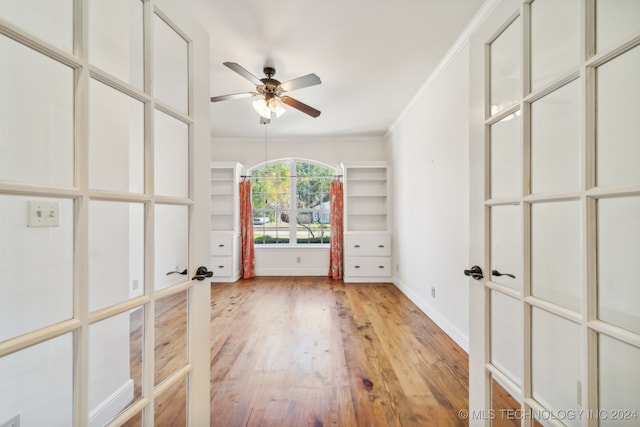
263 66 276 78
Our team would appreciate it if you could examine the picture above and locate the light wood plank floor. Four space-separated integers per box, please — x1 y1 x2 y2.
209 277 471 427
125 276 522 426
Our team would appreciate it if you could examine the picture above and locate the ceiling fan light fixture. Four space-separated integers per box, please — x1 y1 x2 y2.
252 97 272 120
268 97 286 118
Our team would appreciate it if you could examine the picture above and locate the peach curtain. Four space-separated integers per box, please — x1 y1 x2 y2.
328 178 344 279
239 179 255 278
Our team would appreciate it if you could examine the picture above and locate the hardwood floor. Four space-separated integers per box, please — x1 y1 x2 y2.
122 276 524 426
210 277 470 426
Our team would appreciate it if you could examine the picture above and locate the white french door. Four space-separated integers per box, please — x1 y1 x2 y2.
0 1 211 426
469 0 640 426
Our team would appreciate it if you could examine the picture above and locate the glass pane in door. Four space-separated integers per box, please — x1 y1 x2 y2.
490 16 521 115
89 79 144 193
597 196 640 334
154 291 187 386
490 205 522 291
599 334 640 426
531 80 581 194
88 0 144 88
530 0 580 91
531 308 581 427
596 46 640 188
153 13 188 114
531 201 581 312
0 333 73 426
491 377 521 427
596 0 640 53
154 204 189 290
0 0 73 52
490 115 522 199
154 110 189 198
154 374 187 426
0 195 74 342
0 35 74 187
89 201 144 312
89 310 143 425
491 291 522 386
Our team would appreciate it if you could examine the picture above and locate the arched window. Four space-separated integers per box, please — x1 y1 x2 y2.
249 159 336 245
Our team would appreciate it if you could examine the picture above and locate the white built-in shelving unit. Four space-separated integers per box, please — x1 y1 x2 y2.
210 162 243 282
341 161 392 282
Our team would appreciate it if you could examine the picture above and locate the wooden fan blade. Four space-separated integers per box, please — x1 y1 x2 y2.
223 62 263 86
210 92 256 102
280 96 321 118
279 73 321 92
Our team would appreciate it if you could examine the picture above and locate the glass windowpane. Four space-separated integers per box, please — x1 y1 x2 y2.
596 46 640 187
0 334 73 425
154 374 187 426
89 201 144 312
598 196 640 334
490 17 521 115
491 291 522 386
596 0 640 53
0 35 74 187
153 14 188 114
0 196 74 342
0 0 73 52
490 115 521 198
154 205 188 290
89 0 144 88
491 205 522 292
491 377 521 427
154 110 189 198
530 0 580 91
531 308 581 427
89 79 144 193
89 310 143 425
599 334 640 426
154 291 187 386
531 80 581 194
531 201 581 312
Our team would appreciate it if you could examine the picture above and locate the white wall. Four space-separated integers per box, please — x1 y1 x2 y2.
386 44 471 351
212 135 387 275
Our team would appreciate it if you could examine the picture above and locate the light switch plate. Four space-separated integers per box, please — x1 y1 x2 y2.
27 201 60 227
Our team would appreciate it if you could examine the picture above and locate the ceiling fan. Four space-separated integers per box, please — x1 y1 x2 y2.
210 62 322 124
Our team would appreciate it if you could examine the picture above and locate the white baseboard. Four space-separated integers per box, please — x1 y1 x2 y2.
255 268 328 276
89 379 134 427
212 271 241 283
393 277 469 353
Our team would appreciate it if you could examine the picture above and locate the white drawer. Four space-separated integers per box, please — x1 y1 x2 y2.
210 234 233 256
345 234 391 256
210 256 232 277
345 256 391 277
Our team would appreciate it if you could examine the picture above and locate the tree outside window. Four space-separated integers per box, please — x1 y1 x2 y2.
250 159 334 245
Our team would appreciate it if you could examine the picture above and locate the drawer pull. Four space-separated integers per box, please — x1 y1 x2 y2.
354 244 360 248
378 265 385 269
217 265 225 269
377 245 385 248
218 244 225 247
354 265 361 269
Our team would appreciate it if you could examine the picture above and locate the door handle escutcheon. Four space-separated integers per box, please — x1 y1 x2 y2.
192 266 213 281
492 270 516 279
464 265 484 280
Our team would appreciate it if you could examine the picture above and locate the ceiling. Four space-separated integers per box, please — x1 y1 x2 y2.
186 0 487 139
